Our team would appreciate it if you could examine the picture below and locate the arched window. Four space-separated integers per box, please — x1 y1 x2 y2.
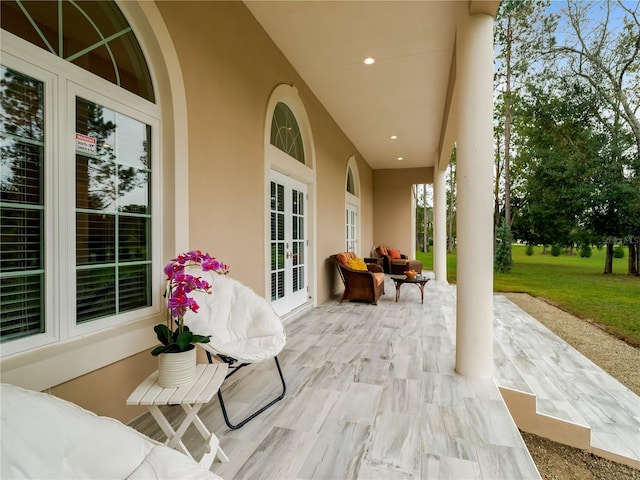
270 102 305 164
346 167 356 195
1 0 159 355
1 0 154 101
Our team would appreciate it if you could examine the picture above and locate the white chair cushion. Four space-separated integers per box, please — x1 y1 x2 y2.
127 445 222 479
1 383 152 479
0 384 220 480
183 271 286 363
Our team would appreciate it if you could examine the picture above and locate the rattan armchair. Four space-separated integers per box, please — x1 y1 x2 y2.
330 254 385 305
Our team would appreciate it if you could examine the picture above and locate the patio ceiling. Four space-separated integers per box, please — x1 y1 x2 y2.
245 1 463 171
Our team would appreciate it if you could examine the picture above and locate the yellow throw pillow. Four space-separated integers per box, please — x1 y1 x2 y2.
347 257 368 271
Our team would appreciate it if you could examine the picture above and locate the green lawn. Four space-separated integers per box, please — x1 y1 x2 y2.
416 245 640 346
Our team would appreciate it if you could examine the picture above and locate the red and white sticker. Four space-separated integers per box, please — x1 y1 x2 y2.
75 133 97 154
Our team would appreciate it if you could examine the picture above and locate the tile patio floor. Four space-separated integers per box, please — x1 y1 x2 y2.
130 273 639 479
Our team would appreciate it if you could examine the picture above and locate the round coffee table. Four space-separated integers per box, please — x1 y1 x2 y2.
390 275 430 304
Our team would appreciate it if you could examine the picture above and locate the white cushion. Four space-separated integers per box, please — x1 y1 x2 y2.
0 384 220 480
127 445 222 479
183 271 286 363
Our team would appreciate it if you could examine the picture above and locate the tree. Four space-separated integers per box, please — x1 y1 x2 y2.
447 148 457 254
414 184 432 252
494 218 513 273
512 80 605 250
540 1 640 273
494 0 554 227
544 0 639 152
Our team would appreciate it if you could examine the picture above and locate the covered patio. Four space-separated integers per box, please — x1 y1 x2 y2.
4 1 638 477
130 275 639 478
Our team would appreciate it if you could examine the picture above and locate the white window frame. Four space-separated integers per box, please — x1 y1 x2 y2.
345 156 361 256
1 32 162 358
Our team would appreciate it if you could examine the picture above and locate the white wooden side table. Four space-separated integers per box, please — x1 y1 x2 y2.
127 363 229 468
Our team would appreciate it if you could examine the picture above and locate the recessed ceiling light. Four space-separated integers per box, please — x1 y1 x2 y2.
397 157 404 161
390 135 398 140
364 57 375 65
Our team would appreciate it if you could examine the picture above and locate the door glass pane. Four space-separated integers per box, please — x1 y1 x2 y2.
270 180 286 301
0 66 45 342
75 97 151 323
292 189 305 293
269 176 307 308
346 204 358 253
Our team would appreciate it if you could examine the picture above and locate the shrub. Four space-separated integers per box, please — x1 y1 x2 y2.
551 244 562 257
613 245 625 258
579 244 592 258
494 220 513 273
525 244 534 256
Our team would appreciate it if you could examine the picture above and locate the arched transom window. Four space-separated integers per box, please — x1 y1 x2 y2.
1 0 154 102
347 167 356 195
270 101 305 164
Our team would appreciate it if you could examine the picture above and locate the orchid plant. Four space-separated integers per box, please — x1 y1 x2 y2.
151 250 229 356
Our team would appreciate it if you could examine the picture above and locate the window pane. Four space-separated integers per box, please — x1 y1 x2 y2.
1 140 44 205
270 182 276 210
118 216 149 262
0 207 43 272
277 243 284 269
270 102 304 164
76 267 116 323
293 213 298 239
0 274 44 341
0 68 44 140
76 155 116 211
76 212 116 265
347 168 355 195
119 264 150 313
276 184 284 212
75 97 152 322
0 66 45 344
277 213 284 241
271 272 277 301
118 167 149 213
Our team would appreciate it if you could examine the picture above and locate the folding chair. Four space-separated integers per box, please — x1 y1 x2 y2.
182 269 286 430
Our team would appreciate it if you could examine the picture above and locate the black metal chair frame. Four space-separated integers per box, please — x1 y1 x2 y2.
206 351 286 430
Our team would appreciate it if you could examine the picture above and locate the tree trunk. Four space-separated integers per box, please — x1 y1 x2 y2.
604 243 614 274
423 184 429 253
503 14 512 227
447 163 456 254
629 242 638 275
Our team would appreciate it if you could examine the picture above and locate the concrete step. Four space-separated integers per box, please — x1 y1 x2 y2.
493 295 640 469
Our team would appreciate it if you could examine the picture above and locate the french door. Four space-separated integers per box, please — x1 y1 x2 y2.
270 171 308 316
346 202 358 253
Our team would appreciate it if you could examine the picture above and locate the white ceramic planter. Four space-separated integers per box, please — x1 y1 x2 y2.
157 347 197 387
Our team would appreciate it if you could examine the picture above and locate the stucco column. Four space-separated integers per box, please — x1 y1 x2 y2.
455 12 494 378
433 167 447 282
